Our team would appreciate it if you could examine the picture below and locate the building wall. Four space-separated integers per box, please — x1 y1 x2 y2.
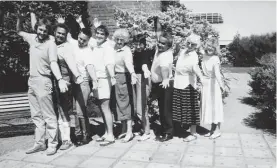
87 1 161 36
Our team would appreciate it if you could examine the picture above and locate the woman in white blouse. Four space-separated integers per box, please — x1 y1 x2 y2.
172 34 203 142
113 29 137 143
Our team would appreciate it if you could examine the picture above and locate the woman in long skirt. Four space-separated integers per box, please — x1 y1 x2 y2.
172 34 203 142
201 38 226 139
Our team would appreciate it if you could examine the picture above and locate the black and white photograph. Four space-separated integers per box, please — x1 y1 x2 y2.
0 0 276 167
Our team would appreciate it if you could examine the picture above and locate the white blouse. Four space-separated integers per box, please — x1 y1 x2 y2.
173 50 199 89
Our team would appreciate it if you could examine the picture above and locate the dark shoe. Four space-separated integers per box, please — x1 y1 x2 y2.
159 134 173 142
78 135 92 146
26 144 47 154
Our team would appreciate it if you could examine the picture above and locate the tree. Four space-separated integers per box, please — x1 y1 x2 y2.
114 4 219 56
228 32 276 66
0 1 88 93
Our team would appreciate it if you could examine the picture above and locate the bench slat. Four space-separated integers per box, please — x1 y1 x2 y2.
0 93 28 99
0 110 30 116
0 100 29 106
0 96 28 102
0 106 30 113
0 92 30 120
0 103 30 109
0 111 31 120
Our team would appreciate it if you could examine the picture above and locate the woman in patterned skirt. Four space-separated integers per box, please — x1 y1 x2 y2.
172 34 203 142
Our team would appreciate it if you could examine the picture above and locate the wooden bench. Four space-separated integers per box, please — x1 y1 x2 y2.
0 92 30 120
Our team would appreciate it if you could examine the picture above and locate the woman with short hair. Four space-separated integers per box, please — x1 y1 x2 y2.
172 34 203 142
113 29 137 143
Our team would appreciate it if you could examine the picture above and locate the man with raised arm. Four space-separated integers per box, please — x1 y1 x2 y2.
17 12 68 156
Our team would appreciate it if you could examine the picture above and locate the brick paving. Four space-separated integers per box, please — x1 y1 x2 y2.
0 72 275 168
0 133 275 168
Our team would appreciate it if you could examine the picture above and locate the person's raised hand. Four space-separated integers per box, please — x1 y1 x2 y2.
56 14 65 24
93 18 102 28
75 14 82 24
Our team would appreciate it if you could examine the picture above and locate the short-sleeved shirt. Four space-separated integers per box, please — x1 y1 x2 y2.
85 41 115 78
56 41 75 79
151 49 173 83
174 50 199 89
19 32 57 77
133 50 155 74
114 46 134 73
71 40 93 81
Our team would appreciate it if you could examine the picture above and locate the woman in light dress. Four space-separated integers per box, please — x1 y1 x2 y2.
201 38 226 139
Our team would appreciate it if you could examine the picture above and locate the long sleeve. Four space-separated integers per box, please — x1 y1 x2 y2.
123 49 135 74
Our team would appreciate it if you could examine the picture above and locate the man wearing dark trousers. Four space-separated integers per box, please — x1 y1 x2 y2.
150 32 174 142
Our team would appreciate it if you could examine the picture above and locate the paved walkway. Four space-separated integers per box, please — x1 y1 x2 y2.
0 72 276 168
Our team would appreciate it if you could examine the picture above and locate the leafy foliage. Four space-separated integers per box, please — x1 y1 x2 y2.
248 53 276 116
227 32 276 67
0 1 88 92
114 4 219 53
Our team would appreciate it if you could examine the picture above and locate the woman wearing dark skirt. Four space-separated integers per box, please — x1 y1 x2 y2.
172 34 203 142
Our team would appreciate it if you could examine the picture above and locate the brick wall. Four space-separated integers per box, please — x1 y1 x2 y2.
87 1 161 36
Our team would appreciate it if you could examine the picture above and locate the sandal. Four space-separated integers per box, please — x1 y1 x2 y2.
121 134 135 143
183 135 197 142
100 140 115 147
117 133 126 139
209 132 221 139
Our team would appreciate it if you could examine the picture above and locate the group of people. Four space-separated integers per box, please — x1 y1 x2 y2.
16 11 226 156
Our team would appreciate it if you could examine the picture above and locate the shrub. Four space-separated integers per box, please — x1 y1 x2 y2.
248 53 276 117
228 32 276 67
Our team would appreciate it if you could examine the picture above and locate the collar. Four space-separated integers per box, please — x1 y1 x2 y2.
95 40 109 48
115 45 128 52
57 40 70 48
35 35 50 43
157 48 172 56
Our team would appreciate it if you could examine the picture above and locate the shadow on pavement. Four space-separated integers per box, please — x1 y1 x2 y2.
240 96 276 135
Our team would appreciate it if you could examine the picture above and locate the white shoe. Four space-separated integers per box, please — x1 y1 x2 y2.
192 133 200 137
204 133 211 137
183 135 197 142
46 147 57 156
209 132 221 139
138 134 151 141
